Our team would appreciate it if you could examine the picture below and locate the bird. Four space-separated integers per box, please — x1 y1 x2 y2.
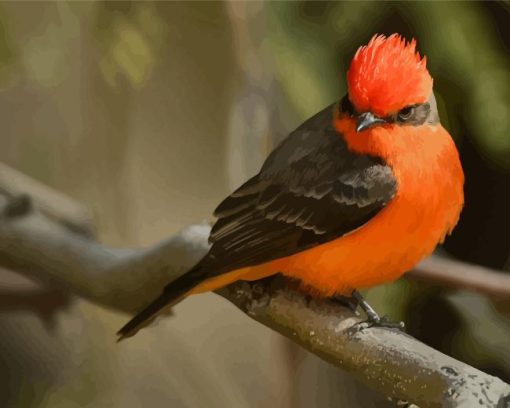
118 34 464 340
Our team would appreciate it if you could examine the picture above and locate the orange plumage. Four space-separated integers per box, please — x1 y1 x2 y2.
285 117 463 295
190 34 463 297
119 34 464 339
190 116 463 296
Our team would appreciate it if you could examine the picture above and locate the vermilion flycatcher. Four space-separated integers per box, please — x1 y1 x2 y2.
119 34 464 339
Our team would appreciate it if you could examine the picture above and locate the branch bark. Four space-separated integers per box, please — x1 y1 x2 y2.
0 164 509 407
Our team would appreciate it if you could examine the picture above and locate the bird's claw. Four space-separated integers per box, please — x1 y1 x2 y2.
357 314 405 331
373 314 405 330
348 290 405 332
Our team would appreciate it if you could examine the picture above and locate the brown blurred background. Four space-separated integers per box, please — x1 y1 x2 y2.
0 1 509 407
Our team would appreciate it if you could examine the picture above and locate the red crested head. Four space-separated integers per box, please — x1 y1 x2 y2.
346 34 433 117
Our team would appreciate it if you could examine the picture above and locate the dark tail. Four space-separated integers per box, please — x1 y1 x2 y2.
117 265 202 341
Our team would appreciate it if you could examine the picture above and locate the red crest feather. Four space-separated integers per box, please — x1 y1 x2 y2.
346 34 433 117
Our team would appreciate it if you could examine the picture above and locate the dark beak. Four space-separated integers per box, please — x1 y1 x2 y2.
356 112 385 132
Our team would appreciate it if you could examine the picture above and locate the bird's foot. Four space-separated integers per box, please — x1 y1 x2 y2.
351 290 405 332
363 314 405 330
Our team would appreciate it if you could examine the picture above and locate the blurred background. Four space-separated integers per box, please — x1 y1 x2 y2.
0 1 509 407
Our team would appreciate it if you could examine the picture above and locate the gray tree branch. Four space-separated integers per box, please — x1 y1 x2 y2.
409 257 510 300
0 163 509 407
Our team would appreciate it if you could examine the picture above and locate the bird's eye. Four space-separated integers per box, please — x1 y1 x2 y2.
397 106 415 122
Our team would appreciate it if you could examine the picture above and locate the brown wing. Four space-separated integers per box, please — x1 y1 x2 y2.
200 103 397 274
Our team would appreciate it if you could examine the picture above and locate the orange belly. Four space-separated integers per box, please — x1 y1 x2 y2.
271 180 462 296
190 120 464 298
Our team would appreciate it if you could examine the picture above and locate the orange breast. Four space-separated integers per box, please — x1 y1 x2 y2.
267 117 464 296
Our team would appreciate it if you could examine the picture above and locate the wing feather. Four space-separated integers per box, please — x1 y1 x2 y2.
199 104 397 276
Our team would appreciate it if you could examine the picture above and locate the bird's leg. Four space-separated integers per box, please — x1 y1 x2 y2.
351 290 381 323
351 290 405 331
